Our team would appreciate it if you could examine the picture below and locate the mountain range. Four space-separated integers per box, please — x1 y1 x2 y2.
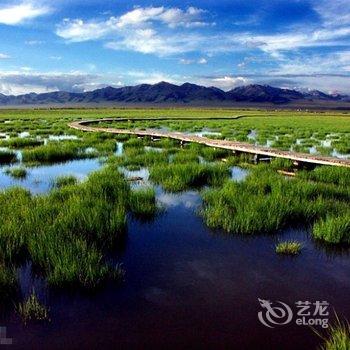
0 82 349 106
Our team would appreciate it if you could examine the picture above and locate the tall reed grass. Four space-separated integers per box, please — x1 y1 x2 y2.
201 164 349 239
0 138 43 149
150 163 229 192
4 167 27 179
22 143 87 163
313 212 350 244
316 315 350 350
298 166 350 187
129 188 157 219
0 166 154 289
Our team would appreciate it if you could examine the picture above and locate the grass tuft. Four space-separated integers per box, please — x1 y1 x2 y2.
276 240 302 255
17 290 49 324
4 167 27 179
150 162 229 192
129 188 157 219
53 175 78 188
317 315 350 350
313 213 350 244
0 138 43 149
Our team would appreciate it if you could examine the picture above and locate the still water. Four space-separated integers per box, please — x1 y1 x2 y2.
0 155 349 350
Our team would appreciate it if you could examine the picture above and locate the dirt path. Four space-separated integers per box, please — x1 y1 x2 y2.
69 118 350 168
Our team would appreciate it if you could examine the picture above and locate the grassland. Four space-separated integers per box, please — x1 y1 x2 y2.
98 111 350 157
0 107 349 325
201 162 350 243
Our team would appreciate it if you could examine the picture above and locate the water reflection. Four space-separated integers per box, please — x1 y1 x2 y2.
230 166 249 182
0 158 101 194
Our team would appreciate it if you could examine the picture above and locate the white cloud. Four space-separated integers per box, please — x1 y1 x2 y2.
105 30 202 56
314 0 350 27
158 6 207 28
56 17 116 41
271 51 350 75
0 68 350 95
195 76 250 91
56 6 208 43
20 66 33 71
179 57 208 65
0 70 114 95
116 6 207 29
116 7 164 28
126 71 181 85
50 55 62 60
56 5 210 56
55 2 350 60
126 71 251 91
25 40 45 45
0 2 50 25
179 58 194 65
0 53 10 59
260 75 350 95
232 27 350 56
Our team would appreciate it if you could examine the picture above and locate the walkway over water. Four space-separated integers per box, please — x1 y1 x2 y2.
69 118 350 168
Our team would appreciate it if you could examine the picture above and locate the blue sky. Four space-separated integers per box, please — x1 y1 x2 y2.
0 0 349 95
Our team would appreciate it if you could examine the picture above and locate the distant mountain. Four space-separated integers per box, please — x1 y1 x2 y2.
227 84 304 104
0 82 348 106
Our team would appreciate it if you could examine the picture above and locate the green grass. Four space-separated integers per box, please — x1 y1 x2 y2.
0 263 17 300
200 146 232 161
317 316 350 350
270 158 295 171
0 165 158 290
53 175 78 188
125 164 142 171
0 168 126 288
16 290 49 324
4 167 27 179
100 110 350 157
0 107 348 299
150 162 230 192
109 148 168 168
0 137 44 149
201 164 349 237
298 166 350 187
275 240 302 255
22 143 92 163
313 213 350 244
129 188 157 219
0 187 32 261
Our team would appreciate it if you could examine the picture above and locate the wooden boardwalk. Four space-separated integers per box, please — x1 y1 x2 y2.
69 118 350 168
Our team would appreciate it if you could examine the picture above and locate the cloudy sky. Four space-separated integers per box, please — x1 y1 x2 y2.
0 0 350 95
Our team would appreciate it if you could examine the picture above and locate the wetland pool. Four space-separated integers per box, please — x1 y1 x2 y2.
0 148 349 350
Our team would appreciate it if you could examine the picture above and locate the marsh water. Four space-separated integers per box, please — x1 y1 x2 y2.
1 150 350 349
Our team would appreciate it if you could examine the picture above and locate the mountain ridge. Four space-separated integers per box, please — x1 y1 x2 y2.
0 82 349 106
